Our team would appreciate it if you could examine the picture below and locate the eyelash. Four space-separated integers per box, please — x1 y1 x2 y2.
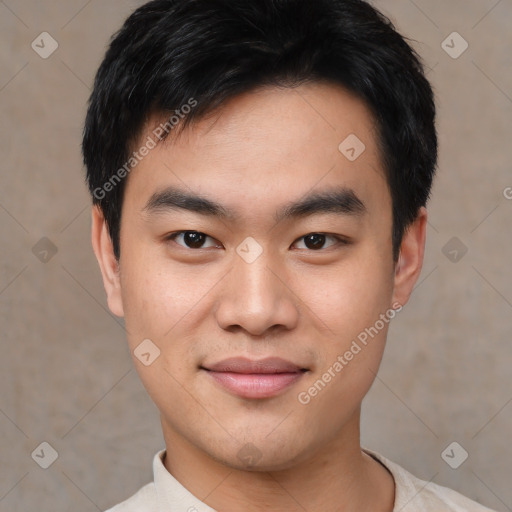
164 231 350 251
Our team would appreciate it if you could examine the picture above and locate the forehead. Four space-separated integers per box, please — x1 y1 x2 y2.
124 81 390 223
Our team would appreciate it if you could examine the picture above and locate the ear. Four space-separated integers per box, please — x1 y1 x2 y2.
391 206 428 308
91 206 124 317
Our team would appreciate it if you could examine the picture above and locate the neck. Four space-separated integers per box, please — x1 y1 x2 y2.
161 409 395 512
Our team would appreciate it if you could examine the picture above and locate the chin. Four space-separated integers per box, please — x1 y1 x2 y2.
220 451 306 473
208 434 313 473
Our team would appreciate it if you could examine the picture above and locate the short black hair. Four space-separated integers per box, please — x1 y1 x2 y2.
82 0 437 262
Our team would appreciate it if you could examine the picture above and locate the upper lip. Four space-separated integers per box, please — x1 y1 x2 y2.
202 357 307 374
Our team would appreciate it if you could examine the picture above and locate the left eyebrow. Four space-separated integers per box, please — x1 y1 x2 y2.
274 187 367 224
142 185 367 223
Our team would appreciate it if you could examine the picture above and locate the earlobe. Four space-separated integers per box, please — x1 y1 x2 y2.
91 206 125 317
391 207 428 308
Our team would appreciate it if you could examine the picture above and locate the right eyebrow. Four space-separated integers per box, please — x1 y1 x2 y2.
143 186 237 220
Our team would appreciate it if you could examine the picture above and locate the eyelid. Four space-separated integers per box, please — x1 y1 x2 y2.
166 231 222 249
164 231 351 251
291 233 351 250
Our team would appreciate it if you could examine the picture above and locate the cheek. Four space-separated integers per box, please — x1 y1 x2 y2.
293 255 394 340
291 248 394 403
118 257 205 409
119 250 225 346
119 249 179 342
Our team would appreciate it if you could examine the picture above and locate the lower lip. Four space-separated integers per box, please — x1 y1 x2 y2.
204 370 304 399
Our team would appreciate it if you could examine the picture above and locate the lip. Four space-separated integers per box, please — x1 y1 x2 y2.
201 357 308 399
204 356 306 374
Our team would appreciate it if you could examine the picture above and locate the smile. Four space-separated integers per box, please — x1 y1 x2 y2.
202 370 306 399
200 356 308 399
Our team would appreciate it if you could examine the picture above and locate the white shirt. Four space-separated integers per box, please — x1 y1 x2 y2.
105 448 496 511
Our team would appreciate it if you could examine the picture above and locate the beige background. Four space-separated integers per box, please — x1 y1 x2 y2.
1 0 511 510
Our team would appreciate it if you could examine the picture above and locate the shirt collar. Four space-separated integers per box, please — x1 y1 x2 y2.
153 449 217 512
153 447 402 511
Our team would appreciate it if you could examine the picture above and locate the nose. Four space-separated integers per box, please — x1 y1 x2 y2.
214 250 300 337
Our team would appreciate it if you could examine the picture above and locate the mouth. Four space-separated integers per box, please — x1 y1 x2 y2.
200 357 309 399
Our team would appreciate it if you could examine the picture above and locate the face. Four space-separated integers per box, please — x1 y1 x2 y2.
93 82 426 471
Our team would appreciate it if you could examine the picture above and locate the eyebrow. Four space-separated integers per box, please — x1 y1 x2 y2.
143 185 367 224
276 187 366 222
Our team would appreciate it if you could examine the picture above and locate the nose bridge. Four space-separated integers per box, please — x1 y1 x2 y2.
235 252 277 309
215 246 299 335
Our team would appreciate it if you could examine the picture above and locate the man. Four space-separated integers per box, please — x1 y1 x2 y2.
82 0 496 510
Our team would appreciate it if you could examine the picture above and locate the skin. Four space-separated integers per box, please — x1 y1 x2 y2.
92 81 427 511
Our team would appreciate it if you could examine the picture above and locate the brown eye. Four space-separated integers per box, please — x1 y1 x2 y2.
168 231 219 249
183 232 206 248
303 234 327 250
293 233 341 251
